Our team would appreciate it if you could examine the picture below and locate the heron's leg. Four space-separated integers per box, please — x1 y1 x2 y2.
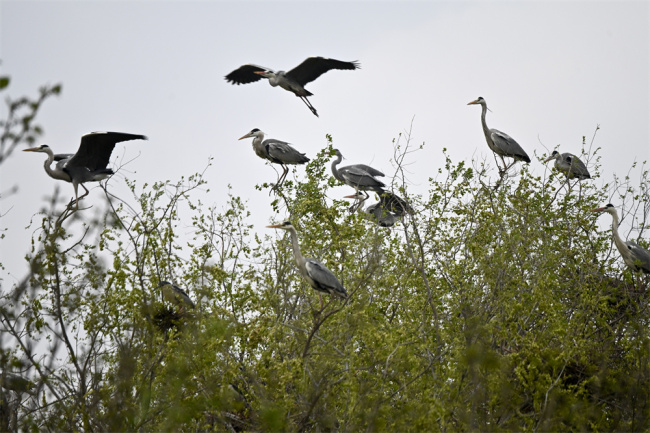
79 183 90 199
277 165 289 188
299 96 319 117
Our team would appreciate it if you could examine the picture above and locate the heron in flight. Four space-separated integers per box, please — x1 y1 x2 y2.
238 128 310 189
467 97 530 172
157 281 196 311
267 221 347 305
544 150 591 180
591 204 650 274
344 191 413 227
331 149 385 212
23 131 147 209
225 57 360 117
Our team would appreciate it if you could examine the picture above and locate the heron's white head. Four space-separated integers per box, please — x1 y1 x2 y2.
543 150 561 163
467 96 486 106
239 128 264 141
267 220 294 231
23 145 51 154
590 203 616 215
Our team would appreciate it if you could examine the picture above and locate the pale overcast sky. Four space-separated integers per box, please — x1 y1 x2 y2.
1 1 648 283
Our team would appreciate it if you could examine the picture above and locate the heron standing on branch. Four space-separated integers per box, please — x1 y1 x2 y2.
267 221 347 306
467 97 530 173
344 191 413 227
23 131 147 209
225 57 360 117
591 204 650 274
157 281 196 311
238 128 309 189
544 150 591 180
331 149 385 212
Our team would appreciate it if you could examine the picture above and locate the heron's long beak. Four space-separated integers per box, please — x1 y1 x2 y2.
239 133 252 140
254 71 268 76
23 147 40 152
590 207 605 213
543 156 554 163
266 223 284 228
467 99 479 105
343 194 361 199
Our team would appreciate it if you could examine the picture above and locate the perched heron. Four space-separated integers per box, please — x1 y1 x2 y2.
344 191 413 227
267 221 348 305
544 150 591 180
591 204 650 274
23 131 147 209
225 57 360 117
467 97 530 172
0 372 34 393
238 128 310 189
331 149 385 212
157 281 196 310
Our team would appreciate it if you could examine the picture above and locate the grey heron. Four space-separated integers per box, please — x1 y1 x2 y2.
225 57 360 117
591 204 650 274
23 131 147 209
267 221 348 304
0 372 34 393
157 281 196 310
544 150 591 180
467 97 531 172
344 191 413 227
238 128 309 189
331 149 385 212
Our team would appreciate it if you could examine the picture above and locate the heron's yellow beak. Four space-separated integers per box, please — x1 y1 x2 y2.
23 147 40 152
266 223 283 228
467 99 480 105
238 133 251 140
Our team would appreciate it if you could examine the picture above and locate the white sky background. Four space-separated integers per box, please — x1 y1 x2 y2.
0 1 648 284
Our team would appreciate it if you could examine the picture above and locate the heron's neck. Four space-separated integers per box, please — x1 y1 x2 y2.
287 227 306 268
331 155 344 182
42 150 57 179
609 211 627 256
480 104 490 139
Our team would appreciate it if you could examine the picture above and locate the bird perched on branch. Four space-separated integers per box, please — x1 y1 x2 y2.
467 97 530 172
331 149 385 212
267 221 347 306
23 131 147 209
344 191 413 227
544 150 591 180
225 57 360 117
157 281 195 311
591 204 650 274
238 128 309 189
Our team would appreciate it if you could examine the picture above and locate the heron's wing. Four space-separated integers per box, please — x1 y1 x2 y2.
379 191 414 216
67 132 147 171
172 284 195 308
286 57 360 86
225 64 269 85
265 140 310 165
565 154 591 179
626 241 650 273
305 258 347 298
350 164 384 178
490 129 531 163
340 166 386 189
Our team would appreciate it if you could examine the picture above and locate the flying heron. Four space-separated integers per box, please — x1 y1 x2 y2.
331 149 385 212
544 150 591 180
467 97 530 172
238 128 309 189
267 221 347 306
591 204 650 274
225 57 360 117
23 131 147 209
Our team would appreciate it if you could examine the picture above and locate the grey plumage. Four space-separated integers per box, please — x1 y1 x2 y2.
467 97 531 169
345 191 413 227
591 204 650 274
157 281 196 309
544 150 591 180
225 57 360 117
23 131 147 208
239 128 309 188
331 149 385 212
267 221 347 301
